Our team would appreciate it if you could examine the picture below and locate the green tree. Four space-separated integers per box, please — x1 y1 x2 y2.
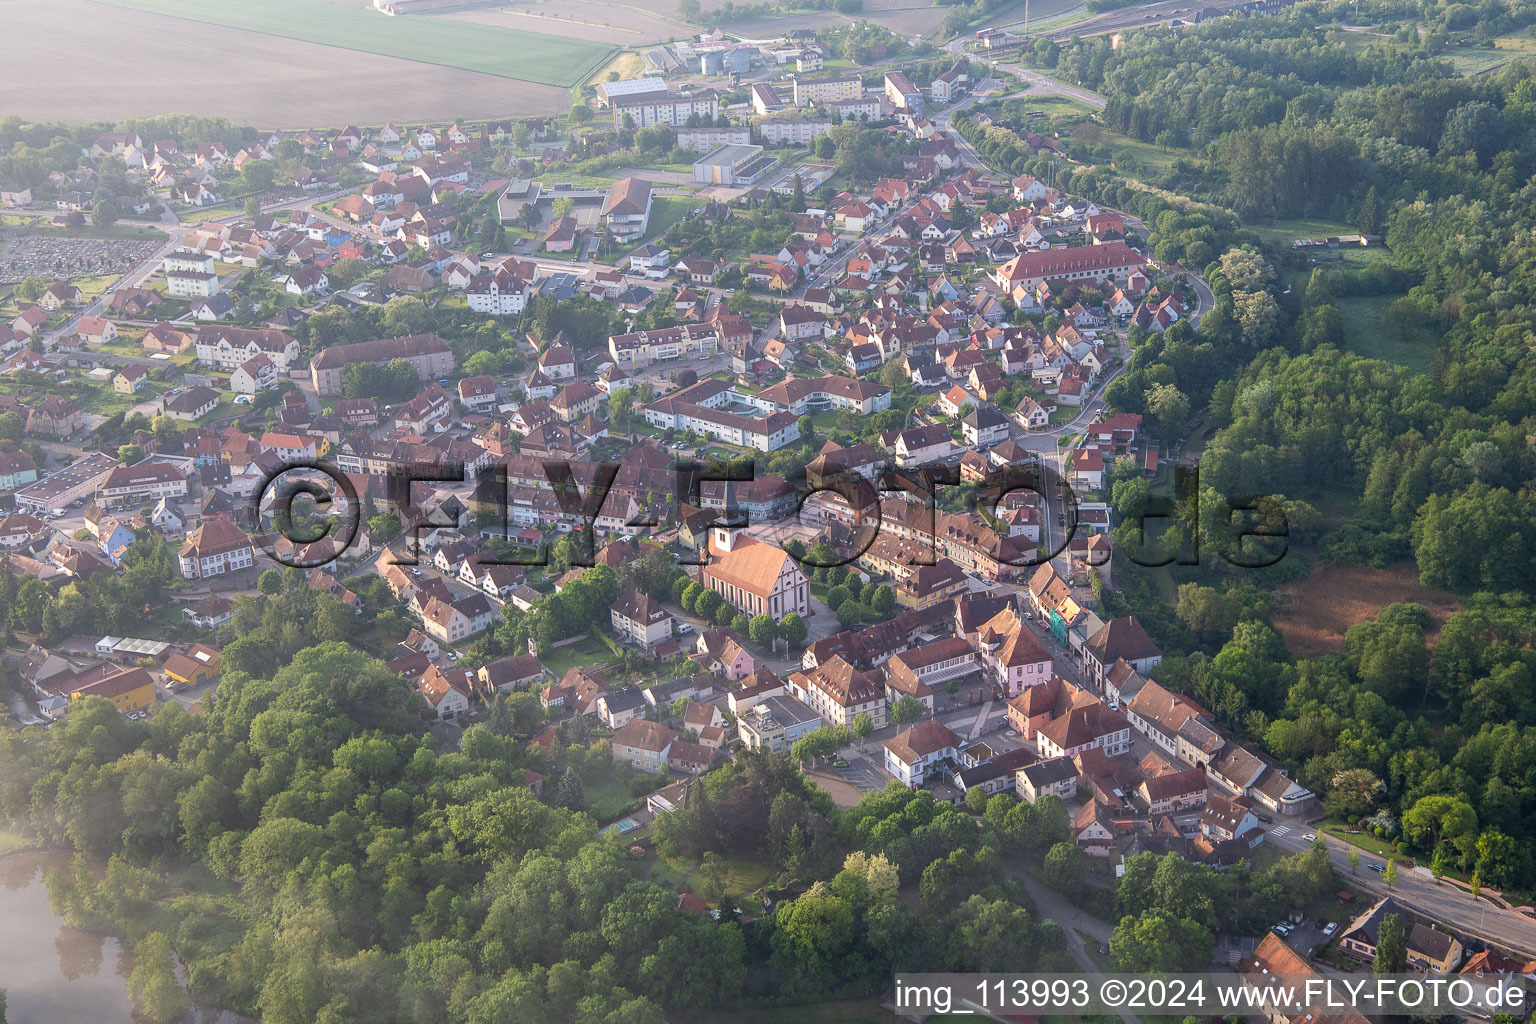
129 932 189 1023
257 568 283 595
1373 913 1407 974
1348 846 1361 874
780 613 807 648
748 613 778 648
1042 841 1086 890
1383 858 1398 887
891 696 924 728
850 712 873 750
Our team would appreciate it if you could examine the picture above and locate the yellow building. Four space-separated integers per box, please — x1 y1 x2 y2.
71 667 155 714
162 644 222 690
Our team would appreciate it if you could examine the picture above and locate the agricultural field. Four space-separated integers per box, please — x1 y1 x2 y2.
719 0 953 41
973 0 1079 34
446 0 691 47
4 0 573 123
86 0 617 87
1272 562 1462 658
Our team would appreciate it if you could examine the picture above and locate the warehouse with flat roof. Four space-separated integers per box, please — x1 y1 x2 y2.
693 143 774 186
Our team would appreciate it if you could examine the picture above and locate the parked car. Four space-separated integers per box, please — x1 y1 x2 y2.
1257 813 1274 823
1322 922 1338 937
833 760 849 768
1367 862 1385 873
676 623 694 635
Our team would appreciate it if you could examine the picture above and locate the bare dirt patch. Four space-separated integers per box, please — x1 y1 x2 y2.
1273 562 1464 658
2 0 570 125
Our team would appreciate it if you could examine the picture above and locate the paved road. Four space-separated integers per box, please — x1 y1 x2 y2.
1014 872 1147 1024
1266 829 1536 958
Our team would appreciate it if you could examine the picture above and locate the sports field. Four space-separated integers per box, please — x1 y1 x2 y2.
84 0 617 88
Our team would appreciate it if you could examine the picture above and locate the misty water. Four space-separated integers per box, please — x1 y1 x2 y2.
0 850 136 1023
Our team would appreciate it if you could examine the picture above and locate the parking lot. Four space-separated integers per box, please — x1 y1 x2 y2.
829 750 889 793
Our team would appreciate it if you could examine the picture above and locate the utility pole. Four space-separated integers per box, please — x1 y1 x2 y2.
1025 0 1030 36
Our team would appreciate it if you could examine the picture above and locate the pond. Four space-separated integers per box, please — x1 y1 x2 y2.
0 849 136 1024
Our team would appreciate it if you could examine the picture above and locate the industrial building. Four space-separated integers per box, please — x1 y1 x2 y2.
598 76 670 107
693 144 775 186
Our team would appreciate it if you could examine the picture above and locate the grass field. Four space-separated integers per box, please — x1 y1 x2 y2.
1334 292 1442 370
1244 218 1358 246
450 0 689 47
85 0 617 88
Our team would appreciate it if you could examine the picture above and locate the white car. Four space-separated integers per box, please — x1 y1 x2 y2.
1322 922 1338 938
676 623 694 635
1302 833 1318 842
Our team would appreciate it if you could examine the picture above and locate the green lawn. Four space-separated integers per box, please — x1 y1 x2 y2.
583 771 644 822
540 635 612 678
1320 819 1416 865
85 0 616 88
1244 218 1360 246
610 195 706 262
1334 293 1442 372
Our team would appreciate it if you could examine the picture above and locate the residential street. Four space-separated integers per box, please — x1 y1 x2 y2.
1265 828 1536 958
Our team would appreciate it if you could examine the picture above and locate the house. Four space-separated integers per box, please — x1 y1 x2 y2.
71 666 155 715
230 354 276 394
1136 768 1208 815
39 282 82 310
611 719 676 771
596 688 649 730
629 243 671 276
884 720 962 787
161 644 222 690
112 364 148 394
0 454 40 494
961 403 1010 447
457 375 498 413
179 514 254 578
611 589 675 650
1199 793 1259 842
420 664 474 720
77 317 118 346
100 461 187 506
1081 615 1162 691
737 695 821 752
1341 900 1468 973
1240 934 1372 1024
1016 756 1078 802
478 654 549 696
183 595 234 629
602 177 654 240
1036 700 1132 759
26 395 83 437
283 265 330 296
163 386 220 422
